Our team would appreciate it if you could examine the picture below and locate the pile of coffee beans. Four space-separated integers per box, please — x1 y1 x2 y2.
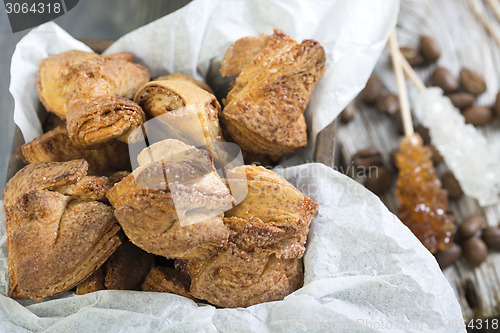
431 65 494 126
400 34 442 66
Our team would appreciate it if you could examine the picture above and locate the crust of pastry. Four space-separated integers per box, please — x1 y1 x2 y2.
3 160 122 301
154 73 213 94
19 126 130 176
107 140 234 260
37 50 150 148
142 266 193 299
221 29 326 160
176 244 303 308
133 80 226 162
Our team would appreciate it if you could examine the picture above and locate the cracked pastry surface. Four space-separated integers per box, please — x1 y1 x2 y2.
107 139 234 260
221 29 326 160
37 50 150 148
3 160 122 301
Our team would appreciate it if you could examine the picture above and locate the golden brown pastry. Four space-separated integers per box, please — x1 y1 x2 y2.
76 266 105 295
220 33 271 77
104 241 155 290
154 73 213 94
176 165 317 307
142 266 193 299
37 50 150 148
3 160 122 301
19 126 130 176
221 29 326 160
107 139 234 260
133 78 226 162
224 165 318 259
176 245 303 308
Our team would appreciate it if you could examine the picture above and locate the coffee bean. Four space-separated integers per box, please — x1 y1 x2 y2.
352 147 383 171
431 67 459 94
360 76 384 104
429 145 444 165
441 171 463 200
420 34 441 63
463 236 488 267
400 46 424 67
482 226 500 251
376 92 400 115
340 103 356 123
389 148 399 170
494 91 500 117
434 243 462 269
463 105 493 126
364 166 393 195
459 215 485 239
460 67 487 95
415 124 430 145
448 92 475 110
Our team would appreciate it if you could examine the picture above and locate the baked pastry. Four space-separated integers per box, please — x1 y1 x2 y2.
107 139 234 260
133 78 226 162
142 266 193 299
224 165 318 259
3 160 122 301
220 29 326 160
104 241 155 290
37 50 150 148
176 165 317 307
19 126 130 176
176 244 303 308
76 266 105 295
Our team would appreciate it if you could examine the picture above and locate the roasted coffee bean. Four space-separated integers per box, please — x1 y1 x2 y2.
429 145 443 165
494 91 500 117
389 148 398 170
441 171 463 200
352 147 383 171
419 34 441 63
434 243 462 269
463 236 488 267
340 103 356 123
360 76 384 104
377 92 400 115
459 215 485 239
460 67 487 95
448 92 475 110
400 46 424 67
431 67 459 94
482 226 500 251
463 105 493 126
415 124 430 145
363 166 393 195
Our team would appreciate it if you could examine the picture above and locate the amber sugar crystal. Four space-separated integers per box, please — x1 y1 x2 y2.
396 133 455 253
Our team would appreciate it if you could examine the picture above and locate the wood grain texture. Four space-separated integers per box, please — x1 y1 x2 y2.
337 0 500 323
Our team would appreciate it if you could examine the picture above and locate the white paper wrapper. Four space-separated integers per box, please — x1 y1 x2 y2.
10 0 399 162
0 163 464 332
4 0 466 331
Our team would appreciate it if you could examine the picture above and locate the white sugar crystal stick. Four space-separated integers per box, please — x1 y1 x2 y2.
397 51 500 206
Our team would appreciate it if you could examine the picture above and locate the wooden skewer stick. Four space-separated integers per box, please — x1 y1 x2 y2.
487 0 500 25
388 30 414 137
397 51 427 93
468 0 500 47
